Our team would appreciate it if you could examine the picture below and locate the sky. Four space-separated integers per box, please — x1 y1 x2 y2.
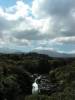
0 0 75 53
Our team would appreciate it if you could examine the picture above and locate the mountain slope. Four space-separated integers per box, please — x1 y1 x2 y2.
32 49 75 58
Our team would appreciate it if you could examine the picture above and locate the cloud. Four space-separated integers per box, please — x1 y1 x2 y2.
5 0 30 20
12 29 40 40
11 38 31 46
32 0 75 38
0 36 30 47
51 36 75 44
0 1 33 46
32 0 75 17
0 0 75 52
34 46 54 51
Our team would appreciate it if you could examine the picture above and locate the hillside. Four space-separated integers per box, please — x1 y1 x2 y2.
0 53 75 100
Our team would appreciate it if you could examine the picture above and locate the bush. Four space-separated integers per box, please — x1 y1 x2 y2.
0 66 32 100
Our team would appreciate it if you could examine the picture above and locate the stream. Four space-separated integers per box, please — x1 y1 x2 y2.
32 75 41 94
32 74 57 95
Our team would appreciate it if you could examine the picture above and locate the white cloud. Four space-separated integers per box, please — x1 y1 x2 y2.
11 38 31 46
1 0 30 21
34 46 54 51
51 36 75 44
0 7 5 16
0 36 31 46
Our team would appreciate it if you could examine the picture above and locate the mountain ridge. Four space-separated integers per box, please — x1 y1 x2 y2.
32 49 75 58
0 47 75 58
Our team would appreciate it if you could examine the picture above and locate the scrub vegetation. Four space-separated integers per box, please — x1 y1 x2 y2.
0 53 75 100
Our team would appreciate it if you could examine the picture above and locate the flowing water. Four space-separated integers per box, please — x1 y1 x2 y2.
32 75 41 94
32 74 56 95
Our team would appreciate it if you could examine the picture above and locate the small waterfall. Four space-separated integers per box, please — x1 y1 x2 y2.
32 75 41 94
32 81 38 94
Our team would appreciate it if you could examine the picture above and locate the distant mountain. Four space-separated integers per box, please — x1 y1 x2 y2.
32 49 75 58
0 47 22 54
0 47 75 58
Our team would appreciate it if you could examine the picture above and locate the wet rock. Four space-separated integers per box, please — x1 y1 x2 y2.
37 74 57 95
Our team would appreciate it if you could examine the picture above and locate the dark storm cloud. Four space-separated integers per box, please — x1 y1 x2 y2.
36 0 75 16
12 29 49 40
32 0 75 37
